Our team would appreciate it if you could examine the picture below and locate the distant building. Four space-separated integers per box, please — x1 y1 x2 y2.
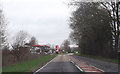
30 45 50 54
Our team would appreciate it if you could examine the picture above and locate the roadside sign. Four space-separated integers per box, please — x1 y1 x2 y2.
56 45 59 54
56 45 58 49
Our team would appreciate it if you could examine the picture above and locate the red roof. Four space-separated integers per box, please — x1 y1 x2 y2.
32 45 40 47
32 45 50 48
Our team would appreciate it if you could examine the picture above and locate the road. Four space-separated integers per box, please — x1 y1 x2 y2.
72 55 118 72
35 54 80 72
34 54 119 74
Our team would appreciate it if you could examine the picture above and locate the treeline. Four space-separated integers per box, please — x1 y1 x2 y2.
2 31 41 67
69 2 120 59
61 40 71 53
0 7 42 67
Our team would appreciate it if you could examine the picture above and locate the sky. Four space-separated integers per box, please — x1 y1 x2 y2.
1 0 72 46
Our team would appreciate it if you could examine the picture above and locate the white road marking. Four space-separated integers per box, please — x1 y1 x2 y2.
84 71 100 72
71 61 74 64
89 65 104 72
69 59 71 61
70 61 83 72
58 55 62 56
75 65 84 72
67 53 74 55
34 56 57 74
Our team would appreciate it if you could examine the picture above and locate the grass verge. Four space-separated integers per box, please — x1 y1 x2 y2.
74 53 119 64
2 54 57 72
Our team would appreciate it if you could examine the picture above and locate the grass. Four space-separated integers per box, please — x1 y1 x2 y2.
2 54 57 72
74 53 119 64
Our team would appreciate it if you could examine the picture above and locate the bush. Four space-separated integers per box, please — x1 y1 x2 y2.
2 47 43 67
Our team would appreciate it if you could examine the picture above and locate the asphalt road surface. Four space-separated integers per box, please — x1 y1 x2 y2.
72 55 118 72
34 54 119 74
35 54 80 72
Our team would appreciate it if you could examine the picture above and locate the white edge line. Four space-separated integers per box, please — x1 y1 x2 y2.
71 61 74 64
85 71 101 72
33 56 57 74
70 61 84 72
75 65 84 72
69 59 71 61
89 65 104 72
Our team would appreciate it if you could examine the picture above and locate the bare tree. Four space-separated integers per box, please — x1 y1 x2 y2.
13 30 28 47
101 1 120 56
11 30 30 62
0 7 7 50
62 40 71 52
29 36 38 46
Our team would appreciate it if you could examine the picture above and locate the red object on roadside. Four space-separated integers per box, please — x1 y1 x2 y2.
56 45 59 51
33 45 40 47
56 45 59 54
56 45 58 49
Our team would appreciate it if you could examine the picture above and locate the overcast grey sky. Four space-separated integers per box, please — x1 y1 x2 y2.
1 0 72 45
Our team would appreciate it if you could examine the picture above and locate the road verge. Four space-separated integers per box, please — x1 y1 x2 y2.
2 54 57 72
74 53 118 64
